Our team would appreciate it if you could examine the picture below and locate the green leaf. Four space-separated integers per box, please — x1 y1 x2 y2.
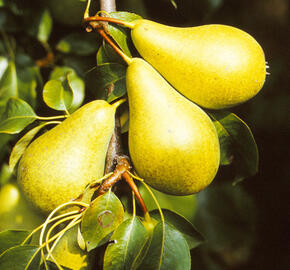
81 190 124 251
17 66 38 109
209 111 258 182
170 0 178 9
9 121 58 171
194 182 257 266
103 216 148 270
0 230 30 255
139 185 197 223
0 98 37 134
96 42 124 65
150 209 204 250
43 80 72 112
107 12 142 57
0 163 13 185
0 245 40 270
140 222 191 270
48 66 85 112
0 60 18 115
37 9 52 42
93 63 126 102
56 33 98 56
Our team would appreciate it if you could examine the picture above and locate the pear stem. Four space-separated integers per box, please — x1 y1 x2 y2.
96 27 132 65
36 115 68 121
111 98 127 110
83 15 135 29
123 171 149 216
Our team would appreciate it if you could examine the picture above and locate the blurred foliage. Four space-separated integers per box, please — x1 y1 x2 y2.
0 0 289 269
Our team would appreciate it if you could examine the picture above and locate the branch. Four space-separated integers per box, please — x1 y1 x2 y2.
100 0 116 13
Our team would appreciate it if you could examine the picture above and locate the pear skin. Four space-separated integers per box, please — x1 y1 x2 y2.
17 100 117 214
127 58 220 195
130 20 266 109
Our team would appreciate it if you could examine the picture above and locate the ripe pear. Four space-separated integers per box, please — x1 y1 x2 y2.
0 183 44 232
127 58 220 195
17 100 118 214
127 20 266 109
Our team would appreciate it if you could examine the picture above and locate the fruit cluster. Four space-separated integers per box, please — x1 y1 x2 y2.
17 17 266 215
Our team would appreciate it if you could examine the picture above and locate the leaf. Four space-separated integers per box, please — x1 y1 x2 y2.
103 216 148 270
9 121 58 171
56 33 98 56
150 209 204 249
194 182 257 266
170 0 178 9
0 97 37 134
93 63 126 102
17 66 38 109
0 245 40 270
0 163 13 185
37 9 52 42
0 230 30 255
140 222 191 270
0 60 18 115
107 12 142 57
81 190 124 251
43 80 72 112
209 111 258 182
49 66 85 112
96 42 124 65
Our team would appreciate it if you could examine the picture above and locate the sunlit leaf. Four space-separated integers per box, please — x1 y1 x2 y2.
9 121 59 171
43 80 72 112
140 222 191 270
56 33 98 56
150 209 204 250
37 9 52 42
0 245 40 270
49 66 85 112
81 190 124 251
0 230 30 255
0 60 18 115
209 111 258 183
103 216 148 270
0 97 36 134
170 0 177 9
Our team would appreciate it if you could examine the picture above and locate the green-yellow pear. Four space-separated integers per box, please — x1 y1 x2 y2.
120 19 266 109
49 226 93 270
17 100 119 214
127 58 220 195
0 183 44 232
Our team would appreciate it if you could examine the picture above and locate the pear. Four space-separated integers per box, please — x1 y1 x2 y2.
17 100 119 214
126 20 266 109
127 58 220 195
0 182 44 232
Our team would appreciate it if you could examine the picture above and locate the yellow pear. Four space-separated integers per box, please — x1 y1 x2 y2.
0 183 44 232
49 226 93 270
17 100 119 214
127 58 220 195
126 20 266 109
